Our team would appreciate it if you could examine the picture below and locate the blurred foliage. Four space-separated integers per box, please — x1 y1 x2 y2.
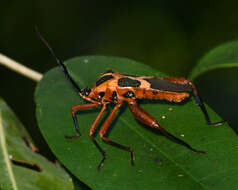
1 0 238 180
0 98 74 190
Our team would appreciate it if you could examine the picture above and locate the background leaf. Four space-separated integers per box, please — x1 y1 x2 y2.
0 98 74 190
189 41 238 133
35 56 238 190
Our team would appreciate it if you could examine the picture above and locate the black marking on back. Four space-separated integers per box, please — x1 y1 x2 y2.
98 92 105 99
110 91 118 101
144 78 192 92
96 75 114 86
118 78 141 87
123 90 135 98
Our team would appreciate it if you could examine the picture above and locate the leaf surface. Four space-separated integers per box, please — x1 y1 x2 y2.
35 56 238 190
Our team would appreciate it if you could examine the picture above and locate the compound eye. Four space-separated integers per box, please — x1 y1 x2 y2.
82 87 91 96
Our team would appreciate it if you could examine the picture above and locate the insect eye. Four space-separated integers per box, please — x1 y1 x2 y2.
82 87 91 96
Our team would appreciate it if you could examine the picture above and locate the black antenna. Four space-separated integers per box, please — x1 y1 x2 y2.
35 26 82 94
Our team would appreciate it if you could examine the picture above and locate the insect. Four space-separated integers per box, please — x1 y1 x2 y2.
37 30 225 170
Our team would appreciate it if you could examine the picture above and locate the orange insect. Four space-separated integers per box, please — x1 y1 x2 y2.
37 31 225 170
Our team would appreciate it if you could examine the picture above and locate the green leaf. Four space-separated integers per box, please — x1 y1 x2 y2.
189 41 238 80
0 98 74 190
189 41 238 132
35 56 238 190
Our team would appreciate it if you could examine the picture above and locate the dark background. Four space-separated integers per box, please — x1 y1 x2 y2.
1 0 238 152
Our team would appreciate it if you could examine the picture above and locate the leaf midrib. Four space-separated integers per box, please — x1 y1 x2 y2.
0 111 18 190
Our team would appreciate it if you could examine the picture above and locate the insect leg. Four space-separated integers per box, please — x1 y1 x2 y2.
128 101 206 154
65 103 100 139
162 77 225 126
88 104 107 170
188 81 225 126
98 104 135 170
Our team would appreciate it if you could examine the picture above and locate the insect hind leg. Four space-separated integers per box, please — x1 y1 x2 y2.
188 80 226 126
128 101 206 154
162 77 225 126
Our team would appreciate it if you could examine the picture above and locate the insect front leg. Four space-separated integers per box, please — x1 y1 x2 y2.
65 103 100 139
98 103 135 170
128 101 206 154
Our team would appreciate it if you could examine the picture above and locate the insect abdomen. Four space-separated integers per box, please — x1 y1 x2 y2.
143 77 191 92
134 88 190 102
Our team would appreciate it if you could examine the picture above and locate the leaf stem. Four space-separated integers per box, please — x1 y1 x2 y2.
0 111 18 190
0 53 43 82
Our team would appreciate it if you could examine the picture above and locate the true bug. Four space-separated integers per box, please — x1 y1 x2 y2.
37 31 225 170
